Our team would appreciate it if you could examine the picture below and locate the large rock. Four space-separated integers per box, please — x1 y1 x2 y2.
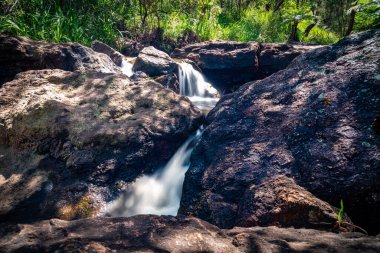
0 35 121 87
0 69 203 223
236 175 348 229
133 46 177 77
91 40 124 66
172 40 320 93
179 30 380 233
0 216 379 253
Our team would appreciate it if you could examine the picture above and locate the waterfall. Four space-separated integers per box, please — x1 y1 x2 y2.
178 62 219 111
104 60 219 217
178 62 217 97
105 129 203 216
121 59 134 77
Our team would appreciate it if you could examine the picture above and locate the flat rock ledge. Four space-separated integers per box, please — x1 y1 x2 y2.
0 216 379 253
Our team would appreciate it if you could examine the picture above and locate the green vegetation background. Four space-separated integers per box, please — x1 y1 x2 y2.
1 0 379 52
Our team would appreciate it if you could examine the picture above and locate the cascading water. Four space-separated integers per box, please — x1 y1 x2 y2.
178 62 219 111
104 61 219 217
178 62 217 97
121 59 134 77
105 129 203 216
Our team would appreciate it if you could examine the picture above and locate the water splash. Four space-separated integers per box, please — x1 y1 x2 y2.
121 60 134 77
105 128 203 216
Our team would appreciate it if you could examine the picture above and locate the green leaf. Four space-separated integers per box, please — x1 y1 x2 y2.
338 199 344 223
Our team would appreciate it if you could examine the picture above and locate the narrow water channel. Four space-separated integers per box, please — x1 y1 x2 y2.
105 62 219 217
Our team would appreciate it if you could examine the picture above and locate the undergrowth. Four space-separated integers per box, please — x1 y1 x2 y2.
0 0 378 50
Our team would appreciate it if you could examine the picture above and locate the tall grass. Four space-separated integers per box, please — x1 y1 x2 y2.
0 0 121 47
1 0 372 49
222 8 289 42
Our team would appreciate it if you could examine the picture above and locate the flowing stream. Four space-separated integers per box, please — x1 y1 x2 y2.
105 61 218 217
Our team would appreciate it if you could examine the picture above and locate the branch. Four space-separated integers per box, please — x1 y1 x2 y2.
274 0 285 12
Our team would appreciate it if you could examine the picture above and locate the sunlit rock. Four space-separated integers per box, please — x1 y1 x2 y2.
0 69 203 223
133 46 177 77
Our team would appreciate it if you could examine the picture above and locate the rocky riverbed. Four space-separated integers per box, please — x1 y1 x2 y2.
0 29 379 252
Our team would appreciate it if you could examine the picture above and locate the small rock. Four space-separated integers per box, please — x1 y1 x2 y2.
133 46 177 77
91 40 124 66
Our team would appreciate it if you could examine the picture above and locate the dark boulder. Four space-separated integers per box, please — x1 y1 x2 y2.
172 40 320 93
179 30 380 234
0 35 121 87
0 69 203 223
91 40 124 66
154 73 180 93
0 216 379 253
133 46 178 77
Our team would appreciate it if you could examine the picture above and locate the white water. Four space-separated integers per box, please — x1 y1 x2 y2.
178 62 218 97
105 60 219 217
105 129 202 216
178 62 219 111
121 59 134 77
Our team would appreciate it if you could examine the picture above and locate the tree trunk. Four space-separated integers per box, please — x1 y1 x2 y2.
289 20 299 42
345 7 357 36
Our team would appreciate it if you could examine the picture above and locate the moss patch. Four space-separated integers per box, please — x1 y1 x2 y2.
58 194 99 220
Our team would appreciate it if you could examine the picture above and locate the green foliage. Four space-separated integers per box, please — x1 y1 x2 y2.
0 0 378 48
0 0 122 47
354 0 380 31
223 8 289 42
338 199 344 223
299 21 339 44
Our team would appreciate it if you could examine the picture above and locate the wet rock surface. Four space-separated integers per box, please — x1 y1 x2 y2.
0 69 203 223
133 46 178 77
172 40 320 93
0 215 379 253
179 30 380 233
0 35 121 87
